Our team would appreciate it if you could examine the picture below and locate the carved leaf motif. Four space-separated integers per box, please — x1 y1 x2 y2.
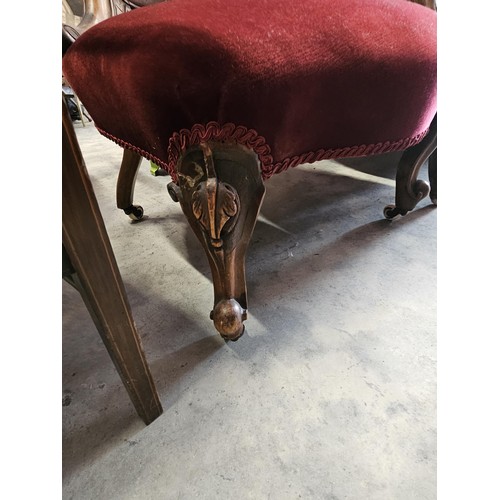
219 183 238 219
192 186 206 222
191 180 240 247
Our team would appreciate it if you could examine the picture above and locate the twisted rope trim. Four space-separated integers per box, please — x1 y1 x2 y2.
98 121 429 182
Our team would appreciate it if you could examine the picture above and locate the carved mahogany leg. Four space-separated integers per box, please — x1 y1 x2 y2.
168 142 265 340
384 114 437 219
116 148 144 220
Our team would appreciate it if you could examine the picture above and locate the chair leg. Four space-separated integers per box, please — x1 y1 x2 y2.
116 148 145 220
384 114 437 219
74 95 87 127
63 97 162 424
167 142 265 341
428 149 437 205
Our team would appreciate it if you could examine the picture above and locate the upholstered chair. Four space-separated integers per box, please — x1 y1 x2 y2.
63 0 437 339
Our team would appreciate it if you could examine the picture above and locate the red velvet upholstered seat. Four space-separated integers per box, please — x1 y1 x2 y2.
62 0 436 181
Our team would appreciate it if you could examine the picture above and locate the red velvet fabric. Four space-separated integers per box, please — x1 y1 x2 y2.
62 0 437 180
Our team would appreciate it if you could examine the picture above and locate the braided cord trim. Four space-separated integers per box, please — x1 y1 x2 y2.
167 122 273 181
96 127 170 171
97 122 429 181
264 128 430 180
167 121 429 180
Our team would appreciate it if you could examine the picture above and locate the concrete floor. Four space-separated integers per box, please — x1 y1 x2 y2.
62 120 437 499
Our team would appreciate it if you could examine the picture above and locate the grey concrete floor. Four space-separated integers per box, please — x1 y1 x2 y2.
62 120 437 500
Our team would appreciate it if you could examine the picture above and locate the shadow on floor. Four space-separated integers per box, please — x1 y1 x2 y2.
62 279 225 479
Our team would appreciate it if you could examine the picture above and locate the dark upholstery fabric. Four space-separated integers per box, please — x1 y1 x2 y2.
62 0 437 180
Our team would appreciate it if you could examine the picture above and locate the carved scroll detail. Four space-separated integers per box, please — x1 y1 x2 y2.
177 163 204 189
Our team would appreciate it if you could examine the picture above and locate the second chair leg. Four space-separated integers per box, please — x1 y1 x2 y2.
384 114 437 219
116 148 145 220
168 142 265 341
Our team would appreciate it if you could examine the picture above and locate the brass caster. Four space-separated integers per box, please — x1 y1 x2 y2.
211 299 247 341
124 204 144 220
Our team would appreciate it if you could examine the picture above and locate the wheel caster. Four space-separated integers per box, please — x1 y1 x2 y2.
167 182 181 203
384 204 402 220
124 204 144 220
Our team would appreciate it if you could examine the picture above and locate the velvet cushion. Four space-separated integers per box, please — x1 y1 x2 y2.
62 0 437 180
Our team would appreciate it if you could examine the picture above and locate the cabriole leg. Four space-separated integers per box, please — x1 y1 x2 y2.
168 142 265 341
384 114 437 219
116 148 144 220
